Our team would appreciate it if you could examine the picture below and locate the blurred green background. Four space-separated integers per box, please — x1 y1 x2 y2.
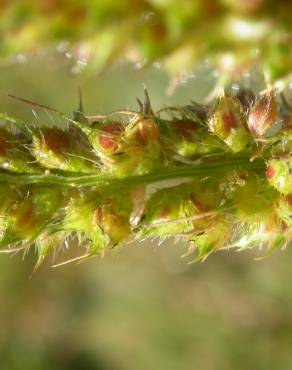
1 54 292 370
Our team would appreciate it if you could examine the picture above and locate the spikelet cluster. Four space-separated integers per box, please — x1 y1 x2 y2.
0 83 291 267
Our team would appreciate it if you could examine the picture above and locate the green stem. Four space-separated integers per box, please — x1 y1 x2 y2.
0 156 265 189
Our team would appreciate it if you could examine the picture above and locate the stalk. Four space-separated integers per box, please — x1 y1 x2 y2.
0 85 291 266
0 157 265 187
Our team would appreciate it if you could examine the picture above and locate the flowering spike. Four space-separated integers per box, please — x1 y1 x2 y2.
0 84 291 266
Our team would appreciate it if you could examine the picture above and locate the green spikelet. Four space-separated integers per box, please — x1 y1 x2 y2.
163 114 226 158
189 219 231 261
32 126 99 173
276 194 292 226
266 156 292 195
0 128 38 173
229 176 279 222
209 93 251 153
0 185 65 247
137 183 199 237
78 91 161 177
62 189 132 255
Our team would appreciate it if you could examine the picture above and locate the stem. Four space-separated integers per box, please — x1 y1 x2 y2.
0 156 265 189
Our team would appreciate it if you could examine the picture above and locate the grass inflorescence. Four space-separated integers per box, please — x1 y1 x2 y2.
0 83 291 267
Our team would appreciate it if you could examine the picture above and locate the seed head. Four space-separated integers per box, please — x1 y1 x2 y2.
0 86 291 265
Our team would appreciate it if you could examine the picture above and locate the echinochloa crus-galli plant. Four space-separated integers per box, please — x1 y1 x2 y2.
0 82 291 268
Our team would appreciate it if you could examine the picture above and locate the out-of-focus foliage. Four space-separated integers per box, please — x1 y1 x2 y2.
1 244 292 370
0 0 292 81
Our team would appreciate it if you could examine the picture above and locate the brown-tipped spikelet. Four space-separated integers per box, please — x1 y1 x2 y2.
209 93 251 152
32 126 99 173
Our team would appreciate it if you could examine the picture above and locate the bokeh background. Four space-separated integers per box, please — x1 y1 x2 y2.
0 55 292 370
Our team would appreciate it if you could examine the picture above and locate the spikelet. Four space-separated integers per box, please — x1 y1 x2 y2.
266 156 292 195
209 93 251 152
32 126 100 173
61 189 132 254
248 92 278 136
0 84 290 267
77 90 161 177
0 128 38 173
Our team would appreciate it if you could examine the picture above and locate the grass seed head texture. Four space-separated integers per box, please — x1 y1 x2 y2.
0 85 291 267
